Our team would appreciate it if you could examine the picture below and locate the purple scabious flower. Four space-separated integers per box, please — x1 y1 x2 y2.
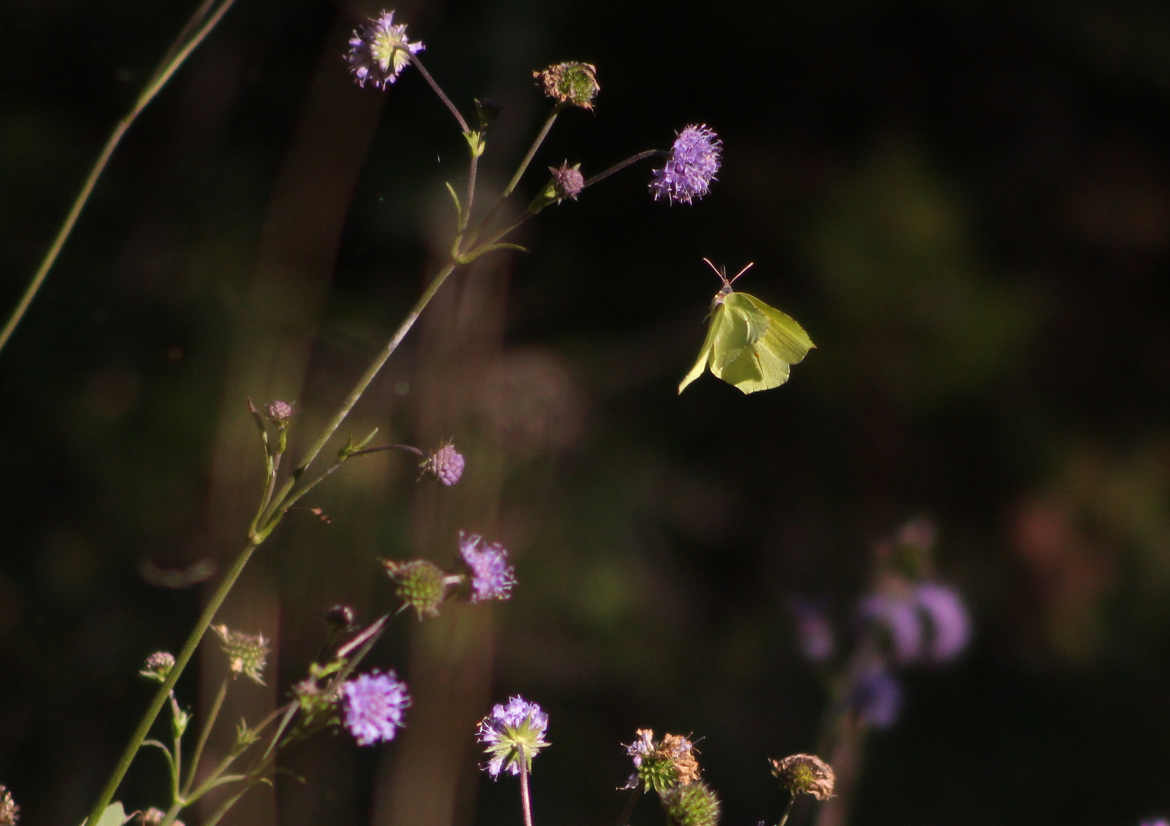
650 124 722 205
341 670 411 746
345 10 425 91
422 441 465 486
858 591 923 663
849 666 902 728
475 695 550 778
914 582 971 661
790 598 835 662
458 531 516 603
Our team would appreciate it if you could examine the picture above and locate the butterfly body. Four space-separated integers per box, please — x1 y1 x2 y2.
678 259 815 395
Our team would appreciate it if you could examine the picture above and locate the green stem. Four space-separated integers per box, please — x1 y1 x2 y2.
182 678 228 796
503 105 562 198
777 796 796 826
0 0 236 357
409 53 470 134
82 539 260 826
583 148 662 191
259 260 459 530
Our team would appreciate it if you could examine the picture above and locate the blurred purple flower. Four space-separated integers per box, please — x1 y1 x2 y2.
849 666 902 728
858 591 923 663
790 598 835 662
650 124 722 205
1139 819 1168 826
341 670 410 746
458 531 516 603
914 582 971 661
476 695 550 778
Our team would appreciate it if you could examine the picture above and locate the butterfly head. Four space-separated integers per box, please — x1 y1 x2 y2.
703 257 754 305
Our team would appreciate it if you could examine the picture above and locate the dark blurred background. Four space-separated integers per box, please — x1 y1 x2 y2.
3 1 1169 824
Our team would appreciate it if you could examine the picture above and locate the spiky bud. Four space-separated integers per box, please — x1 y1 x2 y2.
661 781 721 826
382 559 449 619
211 625 270 685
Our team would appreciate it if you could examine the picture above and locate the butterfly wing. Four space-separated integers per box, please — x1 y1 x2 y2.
716 292 815 394
678 302 726 394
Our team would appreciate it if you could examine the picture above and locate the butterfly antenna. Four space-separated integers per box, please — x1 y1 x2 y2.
728 261 755 285
702 257 731 287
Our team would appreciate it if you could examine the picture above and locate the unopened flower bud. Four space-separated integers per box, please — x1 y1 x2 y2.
326 603 357 632
769 753 835 800
265 400 294 425
420 441 465 486
549 161 584 201
212 624 270 685
382 559 449 619
139 651 176 684
533 61 600 110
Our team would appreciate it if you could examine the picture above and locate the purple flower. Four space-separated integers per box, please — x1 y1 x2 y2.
849 666 902 728
858 591 923 663
341 670 411 746
459 531 516 603
790 598 835 662
422 441 465 486
345 10 425 91
914 582 971 661
1140 819 1169 826
650 124 722 205
475 695 550 778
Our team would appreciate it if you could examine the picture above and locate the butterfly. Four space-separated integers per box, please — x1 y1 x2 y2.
678 258 815 394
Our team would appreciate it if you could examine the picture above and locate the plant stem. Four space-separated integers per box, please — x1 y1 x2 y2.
0 0 236 357
503 105 563 198
83 539 259 826
777 796 796 826
409 53 470 134
519 762 535 826
259 260 459 531
583 148 663 191
182 678 228 796
612 787 640 826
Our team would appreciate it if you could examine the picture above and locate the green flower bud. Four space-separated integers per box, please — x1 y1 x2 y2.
382 558 450 620
212 624 270 685
139 651 176 684
661 781 721 826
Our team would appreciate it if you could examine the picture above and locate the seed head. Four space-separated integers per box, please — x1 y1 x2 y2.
533 62 600 110
382 558 449 619
769 754 835 801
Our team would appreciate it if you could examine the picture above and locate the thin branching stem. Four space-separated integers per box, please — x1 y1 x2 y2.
410 53 470 134
183 678 227 796
0 0 236 357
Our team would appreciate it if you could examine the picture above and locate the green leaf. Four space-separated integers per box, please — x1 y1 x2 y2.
80 801 133 826
678 260 815 395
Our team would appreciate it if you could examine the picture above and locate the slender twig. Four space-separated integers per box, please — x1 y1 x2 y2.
583 149 663 191
0 0 236 357
503 105 563 198
83 539 260 826
409 53 470 134
182 678 228 795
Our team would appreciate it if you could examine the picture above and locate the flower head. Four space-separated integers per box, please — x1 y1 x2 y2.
623 729 701 793
858 589 923 663
212 625 270 685
0 786 19 826
533 62 600 110
382 558 450 619
341 670 410 746
769 753 835 800
475 695 550 778
420 441 465 486
914 582 971 661
139 651 176 684
549 161 585 201
849 666 902 728
458 531 516 603
790 598 835 662
265 400 294 425
650 124 722 205
661 781 721 826
345 10 425 91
